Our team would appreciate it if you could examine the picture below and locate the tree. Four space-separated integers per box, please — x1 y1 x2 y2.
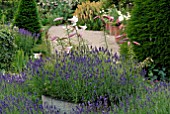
13 0 41 42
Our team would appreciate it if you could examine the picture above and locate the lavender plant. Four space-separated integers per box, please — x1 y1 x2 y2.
26 46 145 105
73 81 170 113
14 28 39 56
0 72 45 114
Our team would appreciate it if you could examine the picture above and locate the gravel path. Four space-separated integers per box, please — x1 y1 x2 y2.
47 25 120 54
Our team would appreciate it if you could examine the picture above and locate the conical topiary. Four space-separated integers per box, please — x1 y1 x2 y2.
13 0 42 42
126 0 170 79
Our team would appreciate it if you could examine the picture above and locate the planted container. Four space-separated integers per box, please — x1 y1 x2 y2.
42 95 78 114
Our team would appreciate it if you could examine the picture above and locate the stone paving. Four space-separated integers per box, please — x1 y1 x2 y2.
47 25 120 54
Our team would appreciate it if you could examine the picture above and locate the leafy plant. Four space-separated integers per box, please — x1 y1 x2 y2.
37 0 73 26
14 28 38 56
0 28 17 71
0 0 19 23
11 49 29 73
147 63 167 81
26 47 145 104
73 1 103 30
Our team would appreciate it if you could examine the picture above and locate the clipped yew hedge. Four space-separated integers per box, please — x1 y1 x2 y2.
126 0 170 79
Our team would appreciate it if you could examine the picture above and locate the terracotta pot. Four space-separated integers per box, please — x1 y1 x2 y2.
109 26 120 36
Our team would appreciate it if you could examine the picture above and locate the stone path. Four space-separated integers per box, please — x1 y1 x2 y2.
47 25 120 54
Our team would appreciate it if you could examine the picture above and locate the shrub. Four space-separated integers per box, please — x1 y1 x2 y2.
73 1 103 30
126 0 170 79
26 47 145 104
13 0 41 42
37 0 73 26
0 28 17 71
0 0 19 23
14 28 38 56
74 82 170 113
0 72 45 114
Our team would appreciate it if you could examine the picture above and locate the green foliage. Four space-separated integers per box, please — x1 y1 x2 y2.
13 0 41 42
0 29 17 71
114 82 170 114
37 0 73 26
0 0 19 23
11 49 29 73
26 47 145 104
14 28 36 56
126 0 170 78
147 63 167 81
119 42 136 60
74 1 103 30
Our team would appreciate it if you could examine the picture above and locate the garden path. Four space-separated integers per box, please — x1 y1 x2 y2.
47 25 120 54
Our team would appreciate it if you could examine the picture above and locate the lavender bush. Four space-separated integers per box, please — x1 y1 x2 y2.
0 72 45 114
14 28 39 56
73 81 170 114
26 46 146 104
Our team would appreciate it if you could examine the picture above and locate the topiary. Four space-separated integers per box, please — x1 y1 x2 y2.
73 1 103 30
126 0 170 79
0 29 17 71
13 0 42 43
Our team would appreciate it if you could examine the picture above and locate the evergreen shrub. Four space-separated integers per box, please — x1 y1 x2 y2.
126 0 170 79
13 0 41 42
0 29 17 71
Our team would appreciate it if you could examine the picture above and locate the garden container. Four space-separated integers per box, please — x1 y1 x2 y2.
109 25 120 36
42 95 78 114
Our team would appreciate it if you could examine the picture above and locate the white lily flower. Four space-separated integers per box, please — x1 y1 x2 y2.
127 12 131 18
65 46 73 54
34 53 42 59
75 26 79 30
118 15 124 22
68 16 78 23
124 12 131 20
79 24 87 30
117 10 122 16
72 22 77 26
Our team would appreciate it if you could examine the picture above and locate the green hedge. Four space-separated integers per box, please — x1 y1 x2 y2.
13 0 41 42
126 0 170 78
0 29 17 71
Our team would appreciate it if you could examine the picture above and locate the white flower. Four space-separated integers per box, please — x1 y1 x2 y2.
68 16 78 23
118 15 124 22
79 24 87 30
75 26 79 30
117 10 122 16
34 53 42 59
72 22 77 26
65 46 73 54
124 12 131 20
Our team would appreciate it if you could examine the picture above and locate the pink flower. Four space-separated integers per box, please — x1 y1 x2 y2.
68 32 76 38
94 16 100 20
115 34 126 39
94 16 105 23
50 36 59 41
103 15 114 21
133 41 141 46
128 41 131 46
53 17 63 22
118 24 124 29
119 40 126 44
123 38 129 41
